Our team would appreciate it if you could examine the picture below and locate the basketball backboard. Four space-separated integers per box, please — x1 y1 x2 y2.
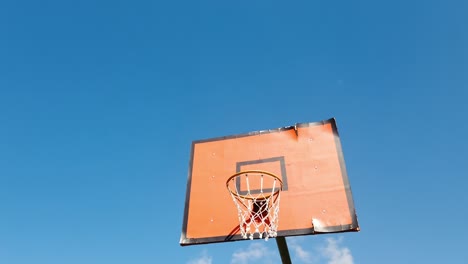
180 118 359 246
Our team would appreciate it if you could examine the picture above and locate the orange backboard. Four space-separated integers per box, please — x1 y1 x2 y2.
180 118 359 246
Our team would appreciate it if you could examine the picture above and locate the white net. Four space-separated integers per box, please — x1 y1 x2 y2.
226 171 283 241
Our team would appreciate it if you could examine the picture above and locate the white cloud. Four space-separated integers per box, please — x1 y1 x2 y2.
287 236 354 264
322 237 354 264
294 245 312 262
228 236 353 264
231 242 278 264
188 250 212 264
287 237 315 264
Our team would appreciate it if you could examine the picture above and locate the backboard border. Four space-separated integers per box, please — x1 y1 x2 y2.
180 118 359 246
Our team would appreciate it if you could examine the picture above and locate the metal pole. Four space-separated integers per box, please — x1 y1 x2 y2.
275 236 292 264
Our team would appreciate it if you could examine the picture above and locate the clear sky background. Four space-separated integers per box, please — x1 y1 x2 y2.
1 0 467 263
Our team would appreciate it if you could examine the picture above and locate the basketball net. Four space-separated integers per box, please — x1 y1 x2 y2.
226 171 283 241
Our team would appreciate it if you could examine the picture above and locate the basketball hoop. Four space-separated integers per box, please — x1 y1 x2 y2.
226 170 283 241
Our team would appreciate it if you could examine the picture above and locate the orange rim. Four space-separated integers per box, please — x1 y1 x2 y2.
226 170 283 200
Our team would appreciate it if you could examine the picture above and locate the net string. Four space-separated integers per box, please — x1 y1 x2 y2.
228 172 282 241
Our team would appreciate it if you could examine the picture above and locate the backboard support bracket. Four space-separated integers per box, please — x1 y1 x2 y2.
275 237 292 264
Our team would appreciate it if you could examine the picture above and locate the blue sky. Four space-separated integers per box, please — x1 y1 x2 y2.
1 0 467 263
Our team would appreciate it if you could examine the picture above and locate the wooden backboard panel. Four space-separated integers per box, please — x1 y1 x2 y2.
180 118 359 246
